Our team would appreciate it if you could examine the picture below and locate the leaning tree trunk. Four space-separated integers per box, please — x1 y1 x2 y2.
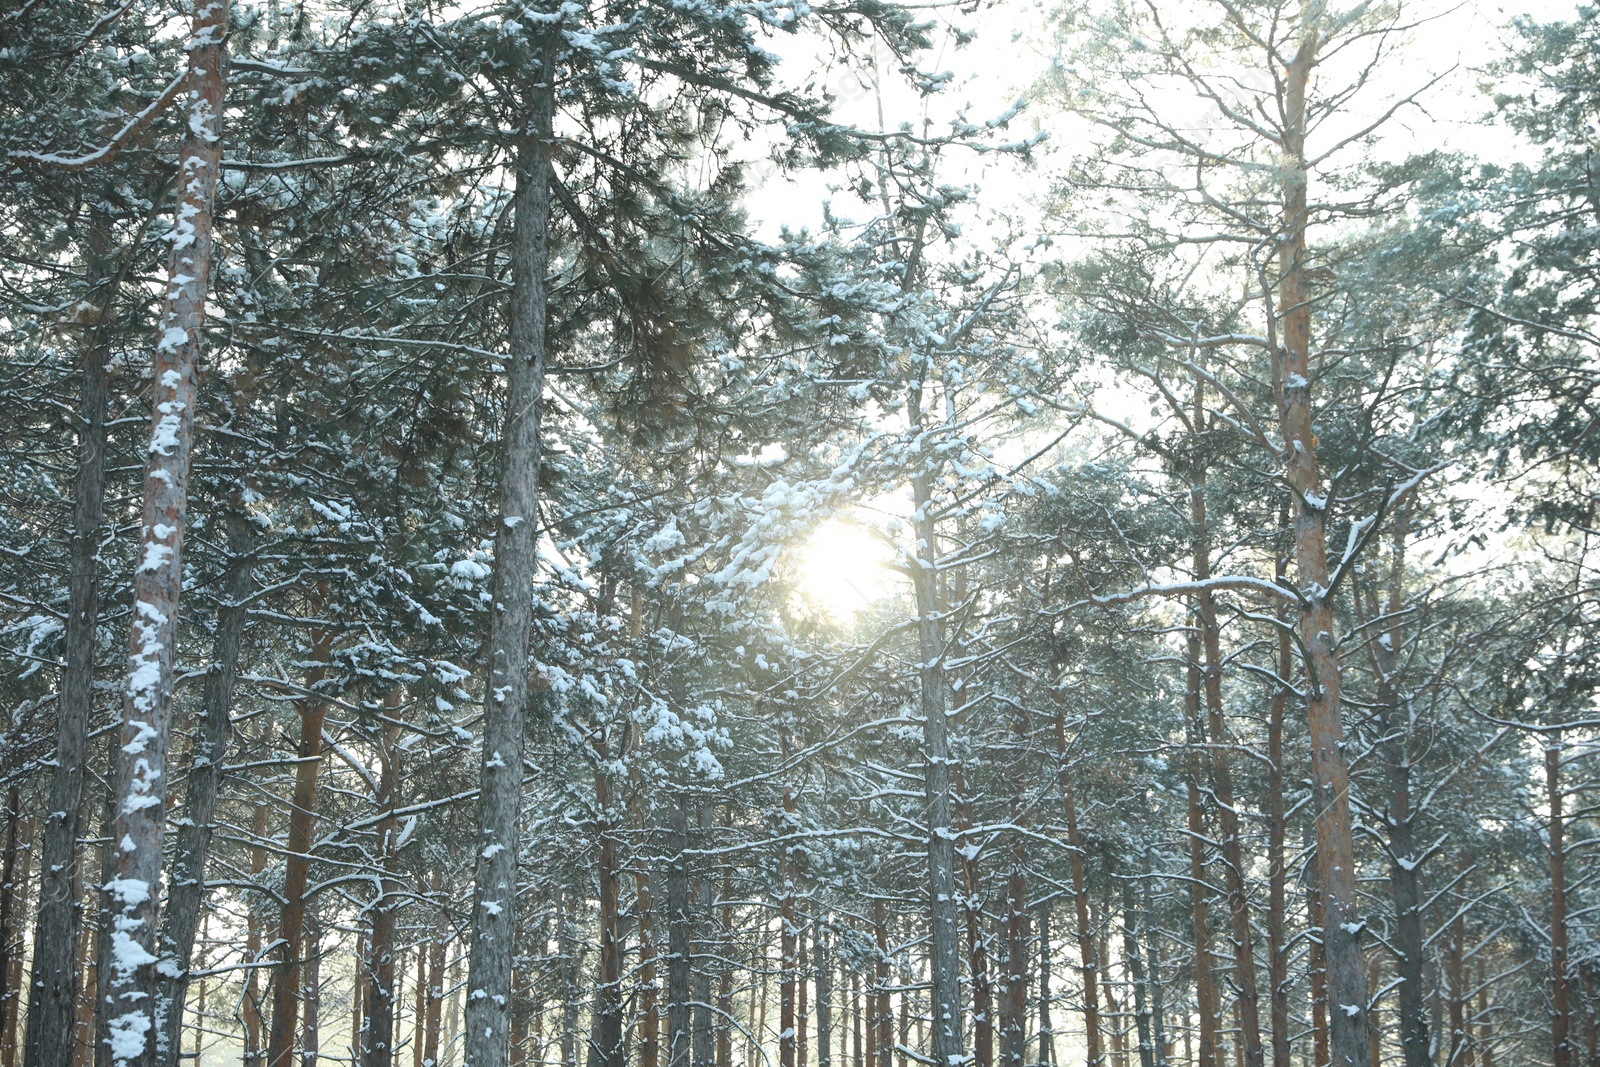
23 205 119 1067
1276 27 1369 1067
462 37 554 1067
156 506 254 1067
100 5 228 1062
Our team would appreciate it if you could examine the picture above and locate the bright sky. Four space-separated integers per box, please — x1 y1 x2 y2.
776 0 1569 617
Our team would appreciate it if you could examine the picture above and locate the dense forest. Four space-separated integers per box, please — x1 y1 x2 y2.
2 3 1597 1067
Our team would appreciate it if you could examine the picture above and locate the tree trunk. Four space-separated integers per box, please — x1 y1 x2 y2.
265 621 334 1067
461 37 554 1067
243 801 271 1067
156 506 254 1067
1 806 33 1067
589 730 624 1067
782 746 798 1067
300 911 320 1067
24 206 119 1067
907 415 962 1067
1183 625 1220 1067
871 902 890 1067
363 718 404 1067
692 807 715 1067
1276 27 1369 1067
1307 871 1328 1067
959 770 993 1067
1052 710 1104 1067
997 867 1028 1067
1188 471 1263 1067
1265 544 1291 1067
1036 908 1054 1067
1122 881 1153 1067
637 860 660 1067
815 923 832 1067
101 3 229 1058
666 804 693 1067
1549 729 1571 1067
423 885 446 1067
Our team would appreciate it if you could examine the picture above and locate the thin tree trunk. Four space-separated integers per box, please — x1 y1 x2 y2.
849 971 861 1067
1183 625 1220 1067
637 861 660 1067
1549 728 1571 1067
1122 882 1153 1067
23 206 118 1067
1188 469 1263 1067
300 912 320 1067
1037 908 1054 1067
799 927 809 1067
243 801 270 1067
424 886 446 1067
461 33 555 1067
1 810 33 1067
907 411 962 1067
1475 957 1492 1067
1307 872 1328 1067
1053 710 1103 1067
692 808 715 1067
816 923 832 1067
156 507 254 1067
959 769 993 1067
782 742 798 1067
998 868 1029 1067
871 903 890 1067
1265 543 1291 1067
666 804 693 1067
265 621 334 1067
1446 879 1469 1067
1275 26 1368 1067
363 718 404 1067
415 940 428 1067
589 729 624 1067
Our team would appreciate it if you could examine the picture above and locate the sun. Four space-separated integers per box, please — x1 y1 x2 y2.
792 517 897 619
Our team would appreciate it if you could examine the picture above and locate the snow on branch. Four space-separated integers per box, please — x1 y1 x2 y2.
8 72 186 171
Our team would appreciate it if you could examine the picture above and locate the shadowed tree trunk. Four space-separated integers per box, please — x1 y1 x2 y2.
156 506 255 1067
23 204 119 1067
1053 706 1103 1067
362 716 404 1067
461 32 555 1067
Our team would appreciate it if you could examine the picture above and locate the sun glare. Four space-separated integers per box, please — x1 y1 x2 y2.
793 518 897 619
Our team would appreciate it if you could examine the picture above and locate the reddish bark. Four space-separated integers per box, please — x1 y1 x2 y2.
265 622 334 1067
101 3 228 1062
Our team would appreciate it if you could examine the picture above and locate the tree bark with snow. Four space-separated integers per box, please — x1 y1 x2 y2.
99 3 227 1063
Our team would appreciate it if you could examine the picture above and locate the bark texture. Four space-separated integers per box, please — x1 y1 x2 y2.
462 36 554 1067
101 6 228 1062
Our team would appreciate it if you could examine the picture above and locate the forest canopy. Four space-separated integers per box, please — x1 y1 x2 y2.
2 4 1598 1067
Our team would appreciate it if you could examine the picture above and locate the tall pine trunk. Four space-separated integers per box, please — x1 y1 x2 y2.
1183 625 1220 1067
1275 27 1368 1067
24 206 118 1067
100 4 228 1060
1052 709 1103 1067
462 35 554 1067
